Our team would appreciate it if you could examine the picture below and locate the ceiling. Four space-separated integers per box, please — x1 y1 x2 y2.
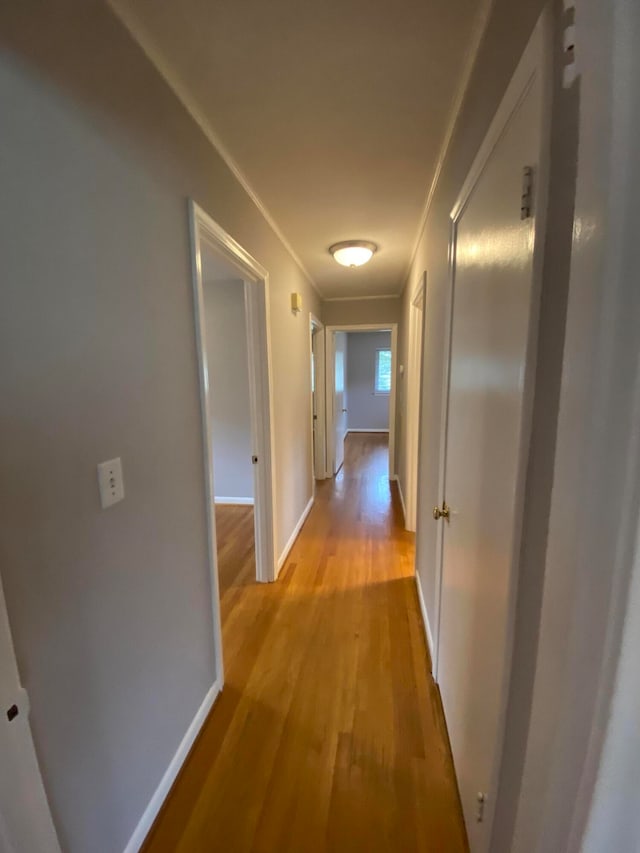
110 0 484 298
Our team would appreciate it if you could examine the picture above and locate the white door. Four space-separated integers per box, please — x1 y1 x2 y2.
0 577 60 852
436 28 546 852
333 331 348 474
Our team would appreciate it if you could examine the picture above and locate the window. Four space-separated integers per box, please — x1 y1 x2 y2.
374 348 392 394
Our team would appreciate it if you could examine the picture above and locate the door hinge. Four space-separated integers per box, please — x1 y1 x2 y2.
562 0 578 88
521 166 533 220
476 792 487 823
252 455 258 464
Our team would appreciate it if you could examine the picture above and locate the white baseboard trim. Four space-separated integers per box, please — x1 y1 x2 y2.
214 496 254 506
123 680 220 853
346 428 390 433
276 496 314 577
392 475 407 528
415 572 435 676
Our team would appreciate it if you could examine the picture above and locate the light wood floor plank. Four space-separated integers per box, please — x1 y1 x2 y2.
143 434 467 852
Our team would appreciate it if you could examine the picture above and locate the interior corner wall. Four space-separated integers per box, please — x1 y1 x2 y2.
0 4 320 851
345 332 391 431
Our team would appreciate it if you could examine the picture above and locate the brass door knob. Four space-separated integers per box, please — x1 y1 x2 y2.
433 506 442 520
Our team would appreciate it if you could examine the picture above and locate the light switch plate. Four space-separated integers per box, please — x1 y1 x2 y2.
97 457 125 509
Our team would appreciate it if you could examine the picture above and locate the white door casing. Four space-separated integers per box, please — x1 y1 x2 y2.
0 575 60 852
189 200 278 689
325 324 398 479
434 14 550 852
405 274 426 531
310 316 326 483
333 331 348 474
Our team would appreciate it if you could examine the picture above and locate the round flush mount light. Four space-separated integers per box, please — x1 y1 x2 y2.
329 240 377 268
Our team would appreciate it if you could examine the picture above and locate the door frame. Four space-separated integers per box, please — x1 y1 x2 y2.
429 12 551 847
189 200 278 682
325 323 398 478
405 273 427 531
309 314 326 486
0 572 60 851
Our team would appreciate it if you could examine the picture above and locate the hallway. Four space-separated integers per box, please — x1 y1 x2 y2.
144 434 467 852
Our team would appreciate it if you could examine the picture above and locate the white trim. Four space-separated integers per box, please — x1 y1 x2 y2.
325 324 398 478
393 474 407 528
0 577 60 851
322 294 400 302
106 2 321 298
214 497 254 506
123 681 220 853
346 429 389 434
276 496 314 576
405 272 427 532
402 0 495 287
310 314 327 484
415 570 434 669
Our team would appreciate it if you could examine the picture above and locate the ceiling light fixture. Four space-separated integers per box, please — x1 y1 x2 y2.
329 240 377 268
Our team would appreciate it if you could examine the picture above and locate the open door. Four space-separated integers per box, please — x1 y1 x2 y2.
0 577 60 852
333 331 348 474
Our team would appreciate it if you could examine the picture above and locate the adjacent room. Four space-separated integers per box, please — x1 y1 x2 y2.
330 328 394 477
201 245 257 632
346 330 392 434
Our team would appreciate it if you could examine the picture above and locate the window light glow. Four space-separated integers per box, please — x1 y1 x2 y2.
329 241 377 268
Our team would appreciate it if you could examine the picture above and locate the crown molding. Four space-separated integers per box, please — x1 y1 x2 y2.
106 1 323 298
401 0 495 291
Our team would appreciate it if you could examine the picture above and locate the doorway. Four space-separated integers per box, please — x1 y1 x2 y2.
430 17 550 851
189 201 277 684
325 324 398 479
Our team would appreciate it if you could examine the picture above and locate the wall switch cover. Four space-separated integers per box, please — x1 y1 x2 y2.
97 458 125 508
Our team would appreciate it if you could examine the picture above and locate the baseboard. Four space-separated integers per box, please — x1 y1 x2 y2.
276 496 314 577
346 428 390 433
394 475 407 528
214 497 254 506
123 680 220 853
415 572 435 676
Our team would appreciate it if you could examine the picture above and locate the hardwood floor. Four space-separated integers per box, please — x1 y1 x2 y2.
214 504 256 632
144 433 467 852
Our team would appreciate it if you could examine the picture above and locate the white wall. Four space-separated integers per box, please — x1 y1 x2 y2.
511 1 640 849
203 277 253 501
0 4 320 851
322 296 401 326
346 332 391 431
